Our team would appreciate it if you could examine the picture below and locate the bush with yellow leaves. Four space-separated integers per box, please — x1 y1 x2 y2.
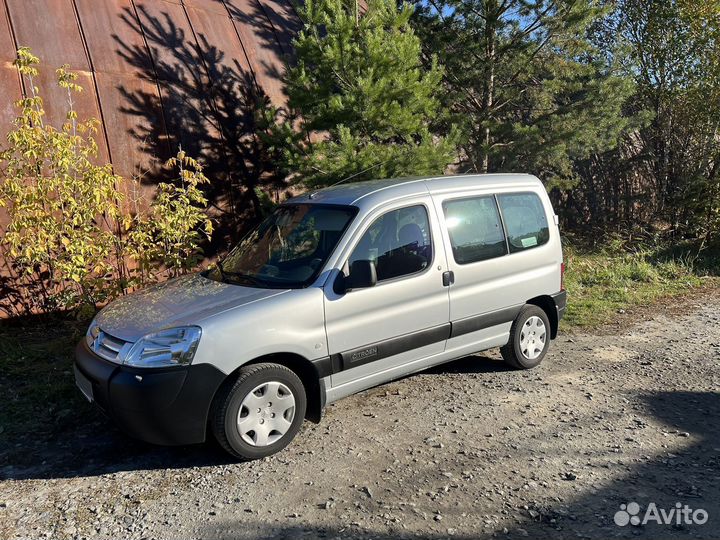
0 48 213 317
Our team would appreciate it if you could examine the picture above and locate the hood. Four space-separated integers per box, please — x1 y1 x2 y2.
94 273 289 342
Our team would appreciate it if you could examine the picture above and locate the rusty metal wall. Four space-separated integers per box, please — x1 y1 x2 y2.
0 0 299 178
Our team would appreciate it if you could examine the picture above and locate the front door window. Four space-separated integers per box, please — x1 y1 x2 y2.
348 205 432 281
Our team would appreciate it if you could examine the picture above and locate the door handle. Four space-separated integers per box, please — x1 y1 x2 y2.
442 270 454 287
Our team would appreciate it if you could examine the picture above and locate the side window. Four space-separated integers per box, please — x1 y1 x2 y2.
442 196 507 264
497 193 549 253
348 205 432 281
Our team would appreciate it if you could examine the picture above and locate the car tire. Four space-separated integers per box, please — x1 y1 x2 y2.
500 305 551 370
211 363 307 460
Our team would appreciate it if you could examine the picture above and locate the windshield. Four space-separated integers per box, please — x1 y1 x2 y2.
208 204 357 288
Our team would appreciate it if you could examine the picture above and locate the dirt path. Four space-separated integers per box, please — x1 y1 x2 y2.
2 291 720 540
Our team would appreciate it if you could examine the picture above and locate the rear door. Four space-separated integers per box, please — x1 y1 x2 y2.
431 189 554 351
323 197 451 394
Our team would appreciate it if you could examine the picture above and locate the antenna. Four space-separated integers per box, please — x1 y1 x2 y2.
326 158 393 189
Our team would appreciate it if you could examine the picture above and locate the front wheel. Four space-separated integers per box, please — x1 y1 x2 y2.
211 363 307 460
500 305 550 369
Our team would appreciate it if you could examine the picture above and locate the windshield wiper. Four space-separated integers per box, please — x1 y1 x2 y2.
216 260 228 282
215 260 288 288
218 267 270 287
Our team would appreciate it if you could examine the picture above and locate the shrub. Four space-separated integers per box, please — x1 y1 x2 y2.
0 49 213 317
0 48 125 314
125 151 213 282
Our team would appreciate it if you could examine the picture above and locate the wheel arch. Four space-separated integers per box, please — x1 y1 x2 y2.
231 353 325 423
526 295 558 339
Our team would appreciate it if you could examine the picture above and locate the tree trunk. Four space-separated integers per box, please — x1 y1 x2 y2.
480 0 498 174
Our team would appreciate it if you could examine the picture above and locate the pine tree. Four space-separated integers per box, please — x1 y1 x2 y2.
271 0 458 187
412 0 640 189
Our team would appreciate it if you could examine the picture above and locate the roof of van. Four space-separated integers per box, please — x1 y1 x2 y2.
286 173 542 208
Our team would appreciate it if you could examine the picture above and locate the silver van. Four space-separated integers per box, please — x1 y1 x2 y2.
75 174 566 460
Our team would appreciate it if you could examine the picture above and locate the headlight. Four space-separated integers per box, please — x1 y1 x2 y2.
85 320 100 347
120 326 202 368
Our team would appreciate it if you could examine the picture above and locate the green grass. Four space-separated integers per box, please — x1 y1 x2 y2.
561 239 717 328
0 318 99 446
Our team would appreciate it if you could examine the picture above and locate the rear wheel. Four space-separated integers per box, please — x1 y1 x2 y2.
501 305 550 369
211 363 306 460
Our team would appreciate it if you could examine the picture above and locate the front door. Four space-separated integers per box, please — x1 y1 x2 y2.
323 198 451 395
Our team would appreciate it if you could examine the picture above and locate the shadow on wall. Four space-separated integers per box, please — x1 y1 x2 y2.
114 3 291 250
0 0 303 316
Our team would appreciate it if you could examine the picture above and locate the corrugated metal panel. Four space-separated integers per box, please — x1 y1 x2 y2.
182 0 229 16
0 0 301 282
74 0 169 177
95 72 168 178
223 0 287 104
258 0 301 57
133 0 198 75
184 5 252 74
133 0 220 158
5 0 110 162
74 0 155 75
6 0 89 69
0 67 21 144
0 1 16 58
0 2 22 143
0 0 298 163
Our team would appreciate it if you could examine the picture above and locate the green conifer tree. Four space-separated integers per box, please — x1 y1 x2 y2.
271 0 458 187
412 0 642 189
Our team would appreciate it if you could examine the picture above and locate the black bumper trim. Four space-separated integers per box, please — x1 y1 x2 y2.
333 323 452 372
308 292 569 378
449 304 522 339
74 340 226 446
552 290 567 321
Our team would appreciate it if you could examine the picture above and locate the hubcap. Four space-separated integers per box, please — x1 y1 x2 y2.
237 381 295 447
519 316 547 360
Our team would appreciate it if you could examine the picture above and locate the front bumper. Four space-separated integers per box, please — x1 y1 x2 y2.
74 340 226 446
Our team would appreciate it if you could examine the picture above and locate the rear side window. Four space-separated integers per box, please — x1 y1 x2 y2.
497 193 550 253
442 196 507 264
348 205 433 281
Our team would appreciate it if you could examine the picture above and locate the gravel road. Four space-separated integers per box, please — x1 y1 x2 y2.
2 290 720 540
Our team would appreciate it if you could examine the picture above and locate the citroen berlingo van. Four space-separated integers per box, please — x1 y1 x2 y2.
75 174 566 460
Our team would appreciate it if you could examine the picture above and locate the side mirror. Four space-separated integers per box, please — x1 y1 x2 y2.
346 260 377 291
